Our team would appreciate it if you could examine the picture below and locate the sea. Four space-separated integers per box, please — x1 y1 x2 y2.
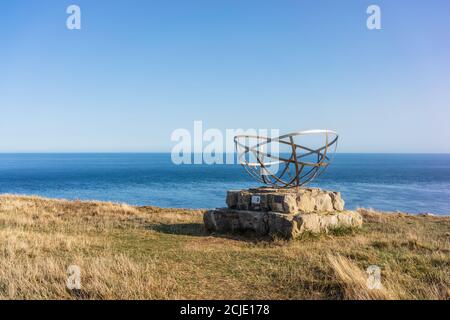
0 153 449 215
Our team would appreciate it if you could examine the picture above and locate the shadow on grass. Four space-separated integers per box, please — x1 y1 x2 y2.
152 223 206 236
151 223 360 244
66 288 93 300
150 223 272 243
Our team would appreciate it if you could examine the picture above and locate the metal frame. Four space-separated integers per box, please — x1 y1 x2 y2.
234 130 338 188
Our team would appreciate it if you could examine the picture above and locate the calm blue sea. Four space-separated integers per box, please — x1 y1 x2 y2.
0 153 449 215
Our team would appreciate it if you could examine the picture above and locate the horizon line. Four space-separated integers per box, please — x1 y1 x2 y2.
0 152 450 155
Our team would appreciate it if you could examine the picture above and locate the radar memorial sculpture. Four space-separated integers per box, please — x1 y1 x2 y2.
204 130 362 240
234 129 338 188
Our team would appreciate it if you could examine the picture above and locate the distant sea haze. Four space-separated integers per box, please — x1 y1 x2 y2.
0 153 449 215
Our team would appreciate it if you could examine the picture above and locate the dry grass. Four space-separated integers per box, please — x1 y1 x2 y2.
0 195 449 300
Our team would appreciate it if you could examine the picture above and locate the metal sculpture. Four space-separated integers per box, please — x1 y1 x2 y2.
234 130 338 188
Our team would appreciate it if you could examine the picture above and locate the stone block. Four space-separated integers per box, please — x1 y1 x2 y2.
204 208 363 240
226 187 345 214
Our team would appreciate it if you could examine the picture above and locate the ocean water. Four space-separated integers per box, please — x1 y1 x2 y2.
0 153 449 215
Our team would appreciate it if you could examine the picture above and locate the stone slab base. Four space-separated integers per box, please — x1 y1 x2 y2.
204 208 363 240
226 187 345 214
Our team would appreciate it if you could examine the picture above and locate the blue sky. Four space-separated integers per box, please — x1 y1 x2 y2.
0 0 449 152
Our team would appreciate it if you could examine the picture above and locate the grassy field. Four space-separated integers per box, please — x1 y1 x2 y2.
0 194 448 300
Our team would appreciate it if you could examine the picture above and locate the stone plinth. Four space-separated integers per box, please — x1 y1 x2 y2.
204 187 362 240
226 187 345 214
204 209 363 239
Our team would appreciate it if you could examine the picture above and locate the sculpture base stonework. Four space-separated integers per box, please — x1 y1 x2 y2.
226 187 345 214
204 187 363 240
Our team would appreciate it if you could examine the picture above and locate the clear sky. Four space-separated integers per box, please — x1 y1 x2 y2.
0 0 449 153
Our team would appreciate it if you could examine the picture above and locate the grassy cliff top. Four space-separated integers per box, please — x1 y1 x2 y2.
0 194 449 300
